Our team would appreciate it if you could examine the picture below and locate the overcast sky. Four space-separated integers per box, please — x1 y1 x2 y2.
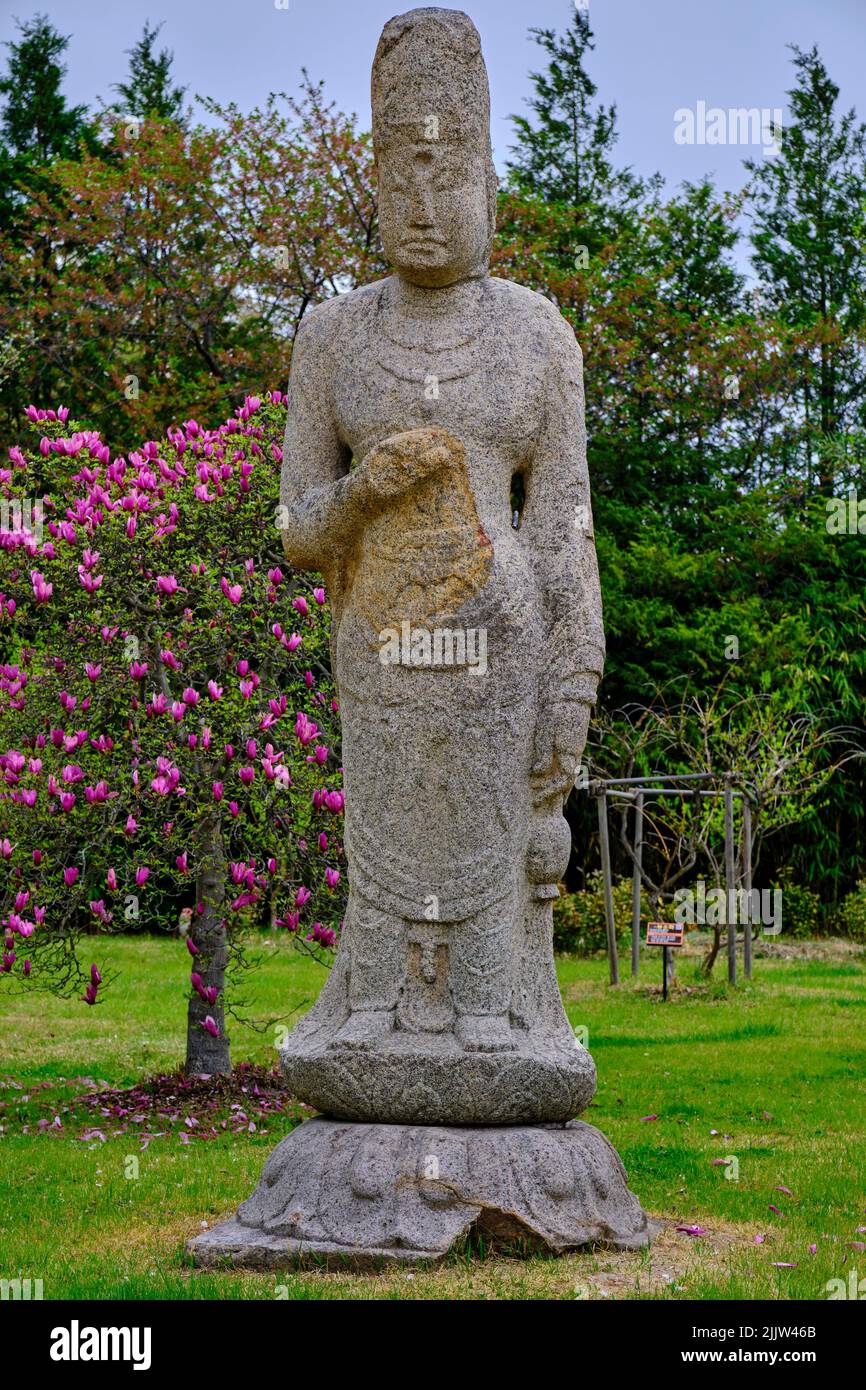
2 0 865 232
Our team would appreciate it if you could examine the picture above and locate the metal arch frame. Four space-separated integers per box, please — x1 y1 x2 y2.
583 773 754 987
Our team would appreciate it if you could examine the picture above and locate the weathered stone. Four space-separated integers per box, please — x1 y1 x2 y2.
188 1117 654 1269
190 7 652 1270
274 7 605 1122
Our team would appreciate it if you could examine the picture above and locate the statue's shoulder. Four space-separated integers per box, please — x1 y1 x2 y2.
487 276 582 359
294 281 384 354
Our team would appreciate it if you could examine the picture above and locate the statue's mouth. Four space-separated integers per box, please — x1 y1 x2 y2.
401 236 447 250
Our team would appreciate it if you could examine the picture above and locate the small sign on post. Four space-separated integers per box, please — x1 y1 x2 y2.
646 923 684 948
645 922 684 1000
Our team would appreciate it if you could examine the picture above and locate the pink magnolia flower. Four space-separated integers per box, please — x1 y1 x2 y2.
292 596 309 617
313 586 326 605
156 574 178 595
220 577 242 604
295 885 311 908
294 712 318 746
85 662 101 681
31 571 53 603
135 866 149 887
212 781 223 801
201 1015 219 1037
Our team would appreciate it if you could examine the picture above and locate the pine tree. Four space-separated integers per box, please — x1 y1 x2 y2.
745 45 866 491
0 14 94 230
111 21 187 124
506 7 651 256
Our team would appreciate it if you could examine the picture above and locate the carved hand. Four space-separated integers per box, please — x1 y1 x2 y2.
359 426 463 503
530 699 592 807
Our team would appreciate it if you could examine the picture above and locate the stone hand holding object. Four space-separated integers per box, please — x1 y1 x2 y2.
358 426 464 503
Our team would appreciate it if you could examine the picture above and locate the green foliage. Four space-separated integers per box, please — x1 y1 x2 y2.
772 871 824 938
832 880 866 943
553 871 632 955
0 13 98 234
111 21 187 124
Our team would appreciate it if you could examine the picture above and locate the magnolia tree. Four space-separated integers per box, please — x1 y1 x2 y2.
0 393 346 1072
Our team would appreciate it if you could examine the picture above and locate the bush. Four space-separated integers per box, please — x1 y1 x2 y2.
772 871 824 938
832 881 866 943
553 872 632 955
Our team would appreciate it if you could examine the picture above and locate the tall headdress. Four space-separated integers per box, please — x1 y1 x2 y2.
371 8 498 224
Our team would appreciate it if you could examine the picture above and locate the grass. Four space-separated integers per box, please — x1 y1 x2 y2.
1 935 864 1300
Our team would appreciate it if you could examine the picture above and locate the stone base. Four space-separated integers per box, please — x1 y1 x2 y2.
188 1116 654 1270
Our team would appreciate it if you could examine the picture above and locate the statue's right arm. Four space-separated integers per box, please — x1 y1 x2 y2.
278 306 369 572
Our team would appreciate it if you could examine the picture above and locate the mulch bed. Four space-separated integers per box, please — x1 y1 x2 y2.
0 1063 308 1148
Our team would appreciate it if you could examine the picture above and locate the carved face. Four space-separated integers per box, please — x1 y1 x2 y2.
377 138 492 288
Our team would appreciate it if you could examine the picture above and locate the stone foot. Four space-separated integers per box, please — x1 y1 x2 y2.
455 1012 516 1052
331 1009 394 1050
187 1117 655 1271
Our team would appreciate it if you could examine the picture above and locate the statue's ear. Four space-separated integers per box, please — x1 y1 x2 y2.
486 162 499 248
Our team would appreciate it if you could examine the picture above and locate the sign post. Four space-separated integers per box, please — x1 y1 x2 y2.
645 922 684 1001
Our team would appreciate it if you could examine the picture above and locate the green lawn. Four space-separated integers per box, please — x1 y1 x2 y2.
1 936 864 1300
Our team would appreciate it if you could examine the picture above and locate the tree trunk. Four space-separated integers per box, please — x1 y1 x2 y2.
184 814 231 1075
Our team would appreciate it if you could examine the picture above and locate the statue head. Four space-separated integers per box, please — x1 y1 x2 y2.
372 8 499 288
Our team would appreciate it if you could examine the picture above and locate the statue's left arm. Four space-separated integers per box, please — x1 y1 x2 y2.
520 309 605 804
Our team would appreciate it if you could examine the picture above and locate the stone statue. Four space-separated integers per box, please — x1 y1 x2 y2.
191 7 652 1267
